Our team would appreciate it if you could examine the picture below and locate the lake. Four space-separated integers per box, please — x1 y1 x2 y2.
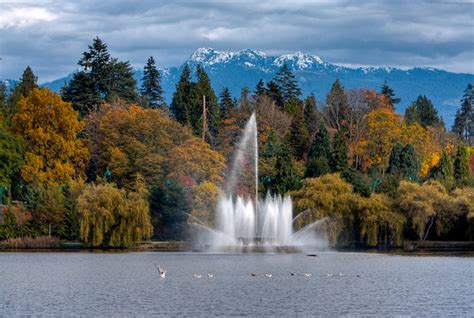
0 251 472 316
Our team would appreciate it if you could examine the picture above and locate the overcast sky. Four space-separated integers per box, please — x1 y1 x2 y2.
1 0 473 82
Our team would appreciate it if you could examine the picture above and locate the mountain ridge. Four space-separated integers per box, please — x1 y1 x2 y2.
3 48 473 126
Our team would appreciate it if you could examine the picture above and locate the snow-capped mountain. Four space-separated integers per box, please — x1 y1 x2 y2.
3 48 473 126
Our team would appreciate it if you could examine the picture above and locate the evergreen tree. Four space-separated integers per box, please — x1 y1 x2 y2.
107 59 137 103
387 143 419 179
271 142 299 194
452 83 473 143
274 64 301 104
399 144 419 179
380 81 400 109
0 82 7 116
140 56 165 109
288 113 310 159
62 71 98 117
254 79 266 96
266 80 283 107
453 144 471 186
306 123 332 177
303 94 319 136
18 66 38 97
428 150 454 187
324 79 349 131
331 129 348 172
195 65 220 137
170 64 194 124
218 87 235 118
405 95 442 128
78 36 111 96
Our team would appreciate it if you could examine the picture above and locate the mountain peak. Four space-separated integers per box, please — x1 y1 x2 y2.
274 52 325 69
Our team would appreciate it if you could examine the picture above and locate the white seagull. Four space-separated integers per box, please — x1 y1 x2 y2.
193 274 202 278
154 263 167 278
303 273 312 277
265 274 272 278
207 273 214 278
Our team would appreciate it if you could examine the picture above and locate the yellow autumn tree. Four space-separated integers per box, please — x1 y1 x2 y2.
359 107 401 171
167 138 225 184
12 88 89 185
191 181 220 226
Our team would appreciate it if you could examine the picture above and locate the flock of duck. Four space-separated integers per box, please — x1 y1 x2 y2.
154 263 362 279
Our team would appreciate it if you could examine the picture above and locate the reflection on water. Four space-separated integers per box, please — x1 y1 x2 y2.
0 252 472 316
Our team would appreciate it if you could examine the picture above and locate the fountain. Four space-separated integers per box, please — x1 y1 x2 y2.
193 112 326 252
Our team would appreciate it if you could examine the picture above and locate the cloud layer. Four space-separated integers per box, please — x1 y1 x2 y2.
1 0 473 82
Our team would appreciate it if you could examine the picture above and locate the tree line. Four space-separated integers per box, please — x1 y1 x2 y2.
0 37 472 247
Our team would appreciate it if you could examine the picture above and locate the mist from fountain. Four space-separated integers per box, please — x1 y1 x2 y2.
194 112 326 251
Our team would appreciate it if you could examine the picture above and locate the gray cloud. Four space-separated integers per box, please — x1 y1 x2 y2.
0 0 473 82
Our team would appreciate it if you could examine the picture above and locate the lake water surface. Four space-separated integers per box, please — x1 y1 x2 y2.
0 251 472 316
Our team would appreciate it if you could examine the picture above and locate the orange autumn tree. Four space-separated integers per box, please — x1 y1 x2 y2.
12 88 89 185
359 107 401 172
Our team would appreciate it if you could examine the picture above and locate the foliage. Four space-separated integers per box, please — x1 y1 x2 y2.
331 129 349 172
219 87 235 118
77 178 152 247
140 56 165 109
323 79 349 131
273 64 301 104
453 144 471 186
306 123 332 177
380 81 400 109
12 88 89 186
452 83 473 143
287 113 310 159
191 181 220 226
0 123 23 188
405 95 443 128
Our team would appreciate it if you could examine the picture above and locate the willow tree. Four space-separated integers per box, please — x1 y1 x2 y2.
78 177 152 247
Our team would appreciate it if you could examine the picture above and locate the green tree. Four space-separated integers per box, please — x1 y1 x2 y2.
452 83 473 142
331 129 348 172
78 36 111 96
306 123 332 177
170 64 195 124
270 142 300 194
218 87 235 119
323 79 349 131
405 95 443 128
107 59 137 102
195 65 220 137
18 66 38 97
150 180 191 240
380 81 400 109
62 71 98 117
0 82 7 116
453 144 471 186
140 56 165 109
274 64 301 104
428 150 454 189
387 143 420 179
288 113 310 159
266 80 283 107
254 79 266 96
0 123 23 190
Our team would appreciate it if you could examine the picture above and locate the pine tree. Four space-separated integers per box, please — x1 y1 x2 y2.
170 64 195 124
18 66 38 97
274 64 301 104
428 150 454 187
218 87 235 118
453 144 471 186
399 144 419 179
62 71 98 117
107 59 137 103
140 56 164 109
306 123 332 177
266 80 283 107
380 81 400 109
452 84 473 143
271 142 299 194
78 36 111 96
387 143 404 175
288 113 310 159
323 79 349 131
0 82 7 116
331 129 348 172
255 79 266 96
405 95 442 128
195 65 220 137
